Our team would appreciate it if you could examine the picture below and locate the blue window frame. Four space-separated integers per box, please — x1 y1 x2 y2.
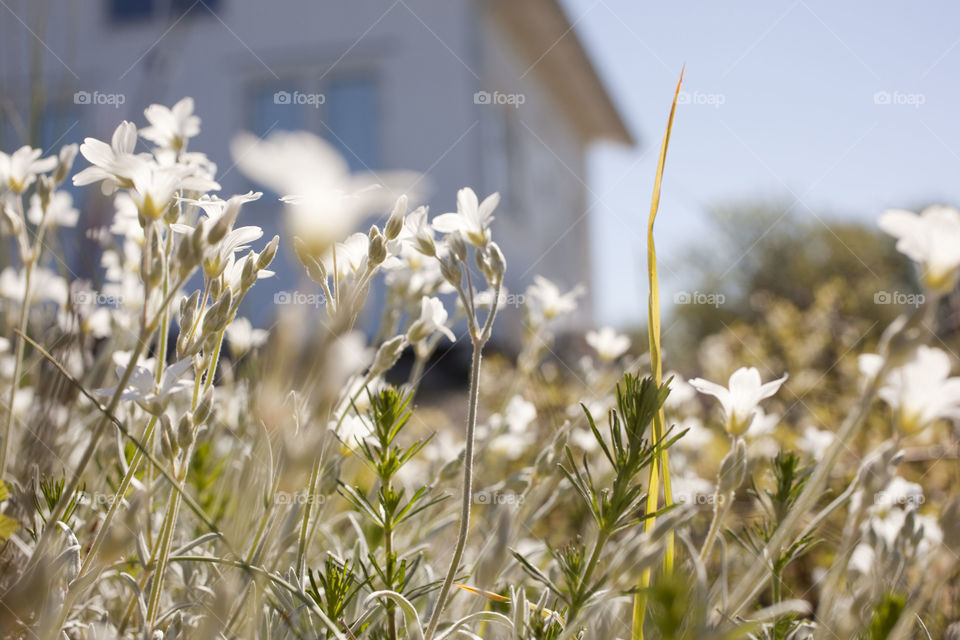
322 76 380 172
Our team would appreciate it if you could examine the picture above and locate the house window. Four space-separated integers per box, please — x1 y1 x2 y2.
38 105 82 152
109 0 220 23
110 0 153 21
248 74 380 172
322 76 380 171
251 86 307 136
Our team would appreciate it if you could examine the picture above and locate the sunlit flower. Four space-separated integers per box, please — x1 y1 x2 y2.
432 187 499 246
879 205 960 293
859 346 960 434
140 97 201 151
407 296 455 343
73 121 147 194
231 130 420 256
0 145 57 193
585 326 631 361
689 367 788 437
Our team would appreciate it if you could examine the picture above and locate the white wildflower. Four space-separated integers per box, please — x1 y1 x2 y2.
689 367 788 437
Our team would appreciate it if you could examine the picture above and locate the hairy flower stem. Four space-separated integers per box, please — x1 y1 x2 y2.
1 260 33 479
423 334 484 640
699 491 733 562
146 328 225 629
0 194 46 478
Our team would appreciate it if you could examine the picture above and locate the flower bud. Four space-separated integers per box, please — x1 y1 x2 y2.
207 200 241 245
194 388 215 425
385 195 406 241
35 176 53 211
368 227 387 265
177 414 195 449
54 144 79 184
241 252 258 291
717 438 746 493
486 242 506 283
2 201 23 235
258 235 279 270
295 236 328 284
372 335 406 374
160 414 178 460
414 233 437 258
439 253 462 287
448 232 467 262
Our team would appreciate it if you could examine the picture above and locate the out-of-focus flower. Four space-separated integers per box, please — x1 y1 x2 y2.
0 267 68 305
0 145 57 193
494 395 537 433
27 191 79 228
320 232 370 280
96 354 193 414
526 275 583 321
675 416 715 451
689 367 788 437
333 415 373 446
879 205 960 293
226 317 269 357
671 474 715 506
432 187 498 247
664 373 697 413
140 97 201 151
73 121 147 194
859 346 960 435
407 296 455 343
585 326 630 361
798 426 835 460
850 477 943 574
744 408 778 439
231 130 420 257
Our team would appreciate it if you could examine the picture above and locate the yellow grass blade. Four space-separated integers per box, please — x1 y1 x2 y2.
632 66 684 640
454 584 565 626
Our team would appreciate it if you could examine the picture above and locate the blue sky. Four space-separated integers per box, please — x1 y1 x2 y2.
561 0 960 326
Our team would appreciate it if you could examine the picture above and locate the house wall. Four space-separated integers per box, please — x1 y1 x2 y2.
1 0 595 336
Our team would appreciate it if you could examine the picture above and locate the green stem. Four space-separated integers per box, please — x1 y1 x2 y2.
568 529 610 622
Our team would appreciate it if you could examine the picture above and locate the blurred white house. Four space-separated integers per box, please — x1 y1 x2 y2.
0 0 633 334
